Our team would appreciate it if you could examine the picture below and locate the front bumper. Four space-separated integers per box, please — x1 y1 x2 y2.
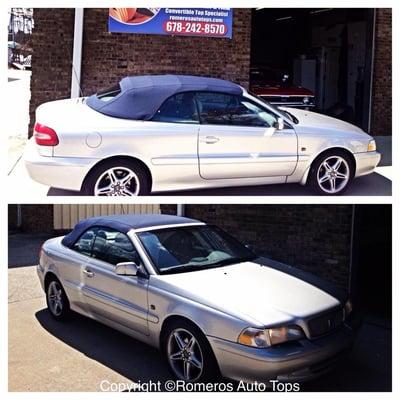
354 151 381 178
208 324 356 383
24 139 99 192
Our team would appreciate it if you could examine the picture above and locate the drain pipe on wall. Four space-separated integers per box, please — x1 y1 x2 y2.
70 8 84 98
367 8 376 133
177 204 185 217
17 205 22 229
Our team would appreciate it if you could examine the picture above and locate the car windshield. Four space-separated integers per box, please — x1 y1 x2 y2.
137 225 256 274
250 91 299 124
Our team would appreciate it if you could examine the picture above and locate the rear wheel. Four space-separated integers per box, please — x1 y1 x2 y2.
46 278 70 320
162 320 220 382
308 150 355 195
82 159 151 196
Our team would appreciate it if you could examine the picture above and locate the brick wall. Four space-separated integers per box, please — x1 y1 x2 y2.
8 205 54 233
29 8 391 137
8 205 18 232
176 205 353 288
29 9 75 135
371 8 392 136
29 8 251 136
81 8 251 95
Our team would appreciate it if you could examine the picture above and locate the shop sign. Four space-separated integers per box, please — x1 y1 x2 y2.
109 8 233 38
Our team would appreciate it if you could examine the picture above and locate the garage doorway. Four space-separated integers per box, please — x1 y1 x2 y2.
251 8 375 131
350 205 391 323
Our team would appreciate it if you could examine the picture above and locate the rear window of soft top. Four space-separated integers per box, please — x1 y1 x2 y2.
96 84 121 102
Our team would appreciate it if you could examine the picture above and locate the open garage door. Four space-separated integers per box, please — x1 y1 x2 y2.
250 8 375 131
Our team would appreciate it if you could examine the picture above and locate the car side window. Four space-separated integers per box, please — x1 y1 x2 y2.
195 92 278 127
91 228 139 266
72 227 98 256
152 92 199 124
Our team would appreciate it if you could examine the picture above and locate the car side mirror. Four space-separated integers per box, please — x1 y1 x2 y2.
115 262 139 276
274 117 285 131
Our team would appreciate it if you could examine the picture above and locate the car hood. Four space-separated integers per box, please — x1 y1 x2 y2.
281 107 368 136
153 261 341 327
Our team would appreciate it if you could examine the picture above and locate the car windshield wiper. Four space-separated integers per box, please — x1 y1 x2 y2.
159 255 256 275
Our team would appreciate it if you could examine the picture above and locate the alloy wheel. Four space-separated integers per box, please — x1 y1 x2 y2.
167 328 204 381
94 167 140 196
317 156 350 194
47 281 64 317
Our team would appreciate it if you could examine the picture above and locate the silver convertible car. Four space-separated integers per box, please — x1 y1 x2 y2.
25 75 380 196
37 214 357 383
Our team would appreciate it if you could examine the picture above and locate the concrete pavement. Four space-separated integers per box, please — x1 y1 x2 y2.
8 266 170 392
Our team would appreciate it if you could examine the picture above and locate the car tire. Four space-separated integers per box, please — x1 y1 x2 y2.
46 277 70 321
162 319 221 383
308 150 355 195
82 159 151 196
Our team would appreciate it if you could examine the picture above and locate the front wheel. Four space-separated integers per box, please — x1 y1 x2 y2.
162 320 220 383
308 150 355 195
82 159 151 196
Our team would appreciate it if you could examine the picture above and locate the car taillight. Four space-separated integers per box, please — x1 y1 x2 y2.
33 122 59 146
39 244 44 261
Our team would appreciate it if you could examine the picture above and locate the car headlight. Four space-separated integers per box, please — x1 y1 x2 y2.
367 140 376 152
238 325 305 348
343 299 353 320
303 96 315 105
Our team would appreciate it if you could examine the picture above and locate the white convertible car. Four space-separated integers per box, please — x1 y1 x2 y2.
25 75 380 196
37 214 357 383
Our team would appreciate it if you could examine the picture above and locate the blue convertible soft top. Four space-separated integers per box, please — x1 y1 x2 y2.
86 74 243 120
61 213 201 248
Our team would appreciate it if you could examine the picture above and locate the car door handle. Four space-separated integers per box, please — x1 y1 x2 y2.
203 136 220 144
83 268 95 278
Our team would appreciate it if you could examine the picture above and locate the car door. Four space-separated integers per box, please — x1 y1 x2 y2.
146 92 200 169
80 227 150 336
196 92 298 180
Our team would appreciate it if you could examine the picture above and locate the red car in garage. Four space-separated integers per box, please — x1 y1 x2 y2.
250 67 316 109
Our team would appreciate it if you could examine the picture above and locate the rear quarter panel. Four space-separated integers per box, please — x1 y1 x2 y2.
40 237 90 315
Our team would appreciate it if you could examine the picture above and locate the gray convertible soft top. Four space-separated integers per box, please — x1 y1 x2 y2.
61 213 201 248
86 74 243 120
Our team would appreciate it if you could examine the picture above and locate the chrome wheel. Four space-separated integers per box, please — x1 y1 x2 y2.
94 167 140 196
317 156 350 194
167 328 204 382
47 281 64 317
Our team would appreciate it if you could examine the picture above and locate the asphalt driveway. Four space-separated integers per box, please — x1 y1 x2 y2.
8 234 392 392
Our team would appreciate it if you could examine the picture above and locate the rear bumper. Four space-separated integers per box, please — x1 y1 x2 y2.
208 324 356 383
24 139 98 191
354 151 381 177
36 264 45 291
